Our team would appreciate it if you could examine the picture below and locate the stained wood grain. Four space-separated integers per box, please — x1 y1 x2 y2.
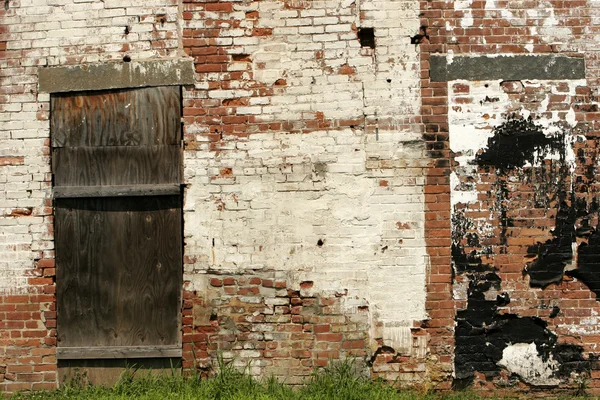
55 196 182 348
54 184 181 198
52 146 182 186
58 358 181 387
56 346 182 359
51 86 181 147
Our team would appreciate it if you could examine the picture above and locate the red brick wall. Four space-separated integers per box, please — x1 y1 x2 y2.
420 0 600 393
5 0 600 396
0 259 56 393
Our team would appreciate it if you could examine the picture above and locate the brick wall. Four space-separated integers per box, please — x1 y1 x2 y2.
421 0 600 393
180 0 431 387
4 0 600 396
0 0 182 394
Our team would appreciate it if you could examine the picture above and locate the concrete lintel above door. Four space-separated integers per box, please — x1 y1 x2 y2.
39 58 195 93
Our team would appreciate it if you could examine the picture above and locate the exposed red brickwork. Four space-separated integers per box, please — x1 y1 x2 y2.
0 259 56 393
418 2 454 390
6 0 600 396
420 0 600 393
182 274 372 385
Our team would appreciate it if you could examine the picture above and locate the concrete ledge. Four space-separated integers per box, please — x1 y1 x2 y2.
39 59 195 93
430 55 585 82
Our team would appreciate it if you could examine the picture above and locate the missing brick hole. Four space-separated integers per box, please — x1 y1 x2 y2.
232 54 251 62
358 28 375 49
4 0 8 10
317 239 324 247
156 14 167 27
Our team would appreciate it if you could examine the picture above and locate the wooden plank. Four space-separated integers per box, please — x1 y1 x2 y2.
58 358 182 387
54 184 181 198
56 346 182 359
55 196 182 348
52 145 182 186
51 86 181 147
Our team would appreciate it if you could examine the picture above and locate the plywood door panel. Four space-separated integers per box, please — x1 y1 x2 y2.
55 196 182 348
51 86 181 148
52 146 182 187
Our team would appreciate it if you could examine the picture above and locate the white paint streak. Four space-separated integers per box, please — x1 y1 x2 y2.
450 171 478 209
448 80 507 166
449 79 584 170
498 343 560 386
455 0 474 27
185 0 428 329
382 326 412 354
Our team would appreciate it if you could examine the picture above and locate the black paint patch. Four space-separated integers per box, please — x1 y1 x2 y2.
524 199 576 288
567 227 600 299
475 117 566 171
495 179 514 246
358 28 375 49
496 293 510 307
451 211 473 243
452 244 494 274
454 270 592 383
524 196 597 289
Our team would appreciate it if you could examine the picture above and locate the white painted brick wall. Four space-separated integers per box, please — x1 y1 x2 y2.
0 0 182 294
183 0 428 331
1 0 428 340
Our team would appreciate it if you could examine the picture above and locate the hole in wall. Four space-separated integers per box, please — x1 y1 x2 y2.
232 54 251 62
124 26 130 35
156 14 166 27
358 28 375 49
123 55 131 62
317 239 324 247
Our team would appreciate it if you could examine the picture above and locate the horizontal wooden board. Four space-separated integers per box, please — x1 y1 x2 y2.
56 346 182 359
51 86 181 147
54 184 181 198
58 358 181 387
52 145 182 186
55 196 182 348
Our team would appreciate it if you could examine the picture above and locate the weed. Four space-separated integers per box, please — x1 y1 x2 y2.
10 358 586 400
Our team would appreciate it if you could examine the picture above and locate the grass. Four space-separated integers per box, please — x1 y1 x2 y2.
10 358 584 400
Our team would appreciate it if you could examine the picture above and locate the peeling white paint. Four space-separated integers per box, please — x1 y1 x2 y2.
455 0 474 27
498 343 560 386
448 80 507 167
449 79 584 170
185 0 428 330
447 49 454 65
450 171 478 209
382 326 413 355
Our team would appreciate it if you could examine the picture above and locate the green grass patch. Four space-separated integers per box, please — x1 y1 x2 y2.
11 358 583 400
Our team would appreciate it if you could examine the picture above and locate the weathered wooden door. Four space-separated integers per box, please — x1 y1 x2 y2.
52 86 183 360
